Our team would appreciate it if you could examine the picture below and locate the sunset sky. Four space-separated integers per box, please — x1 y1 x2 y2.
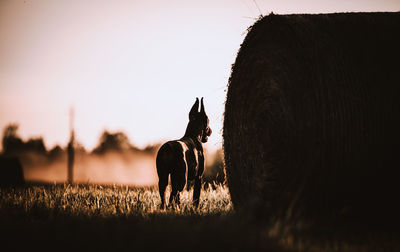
0 0 399 152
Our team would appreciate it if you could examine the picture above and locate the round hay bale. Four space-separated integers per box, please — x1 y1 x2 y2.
223 12 400 220
0 156 25 187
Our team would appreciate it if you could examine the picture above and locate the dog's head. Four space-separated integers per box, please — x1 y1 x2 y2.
189 97 212 143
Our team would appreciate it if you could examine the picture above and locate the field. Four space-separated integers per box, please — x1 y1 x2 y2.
0 183 398 251
0 183 278 251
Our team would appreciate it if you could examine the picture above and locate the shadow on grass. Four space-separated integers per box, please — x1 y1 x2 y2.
0 184 280 251
0 204 280 251
1 184 399 251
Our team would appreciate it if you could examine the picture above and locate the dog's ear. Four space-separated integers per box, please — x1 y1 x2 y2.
200 97 205 114
189 97 199 120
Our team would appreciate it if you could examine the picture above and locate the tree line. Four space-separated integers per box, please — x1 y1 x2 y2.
1 123 225 185
1 123 158 156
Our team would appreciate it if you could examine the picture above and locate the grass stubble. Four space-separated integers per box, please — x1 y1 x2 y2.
0 183 277 251
0 183 398 251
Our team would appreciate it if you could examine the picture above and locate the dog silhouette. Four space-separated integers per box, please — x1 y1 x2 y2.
156 97 212 208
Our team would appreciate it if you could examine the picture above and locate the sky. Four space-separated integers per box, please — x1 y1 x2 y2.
0 0 399 152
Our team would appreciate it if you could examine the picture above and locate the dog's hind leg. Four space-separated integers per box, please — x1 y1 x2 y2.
193 176 202 208
156 144 172 209
193 155 204 208
169 187 178 207
158 173 168 209
170 160 187 208
169 175 184 207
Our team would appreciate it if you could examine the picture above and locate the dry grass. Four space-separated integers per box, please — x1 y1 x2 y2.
0 184 399 251
0 183 232 218
0 183 280 251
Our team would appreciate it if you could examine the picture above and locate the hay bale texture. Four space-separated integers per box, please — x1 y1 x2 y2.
223 12 400 220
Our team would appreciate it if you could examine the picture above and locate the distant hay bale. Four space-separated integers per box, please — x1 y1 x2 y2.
0 156 25 187
223 12 400 220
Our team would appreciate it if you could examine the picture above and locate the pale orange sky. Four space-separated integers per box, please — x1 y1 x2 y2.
0 0 399 152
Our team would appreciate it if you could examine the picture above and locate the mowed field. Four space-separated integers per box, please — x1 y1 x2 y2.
0 183 398 252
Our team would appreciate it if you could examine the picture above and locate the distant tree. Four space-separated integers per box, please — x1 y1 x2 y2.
2 124 24 154
93 130 133 154
2 124 47 154
74 141 87 153
49 145 63 158
142 143 161 154
25 137 47 153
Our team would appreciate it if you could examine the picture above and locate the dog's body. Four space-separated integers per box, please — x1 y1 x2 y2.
156 98 212 208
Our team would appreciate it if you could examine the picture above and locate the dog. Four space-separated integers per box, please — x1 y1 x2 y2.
156 97 212 208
